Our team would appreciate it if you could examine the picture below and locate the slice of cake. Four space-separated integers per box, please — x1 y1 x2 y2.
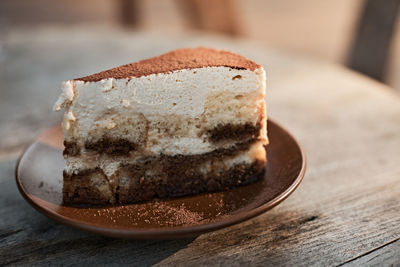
54 47 268 205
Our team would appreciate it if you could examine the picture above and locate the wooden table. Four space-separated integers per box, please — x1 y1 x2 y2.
1 27 400 266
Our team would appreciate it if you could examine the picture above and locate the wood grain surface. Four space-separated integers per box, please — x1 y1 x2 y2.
1 27 400 266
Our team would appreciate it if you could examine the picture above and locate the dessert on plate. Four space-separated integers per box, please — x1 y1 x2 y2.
54 47 268 204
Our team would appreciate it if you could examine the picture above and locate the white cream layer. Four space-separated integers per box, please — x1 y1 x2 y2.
55 67 265 127
55 66 267 155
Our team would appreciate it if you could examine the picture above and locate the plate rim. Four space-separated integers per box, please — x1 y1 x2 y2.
15 119 306 239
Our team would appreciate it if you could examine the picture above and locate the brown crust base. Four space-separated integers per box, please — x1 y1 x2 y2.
63 160 265 205
63 168 114 204
119 160 265 204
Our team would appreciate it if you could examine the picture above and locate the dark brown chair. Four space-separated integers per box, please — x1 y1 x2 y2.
347 0 400 81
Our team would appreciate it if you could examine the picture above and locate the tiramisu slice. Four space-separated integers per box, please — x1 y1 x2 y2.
54 47 268 204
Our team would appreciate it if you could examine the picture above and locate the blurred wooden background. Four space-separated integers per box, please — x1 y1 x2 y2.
0 0 399 91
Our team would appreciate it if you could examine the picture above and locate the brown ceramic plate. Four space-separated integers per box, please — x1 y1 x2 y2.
16 119 306 239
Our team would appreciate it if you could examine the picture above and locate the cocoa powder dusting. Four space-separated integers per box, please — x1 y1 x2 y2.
75 47 261 82
150 202 205 226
